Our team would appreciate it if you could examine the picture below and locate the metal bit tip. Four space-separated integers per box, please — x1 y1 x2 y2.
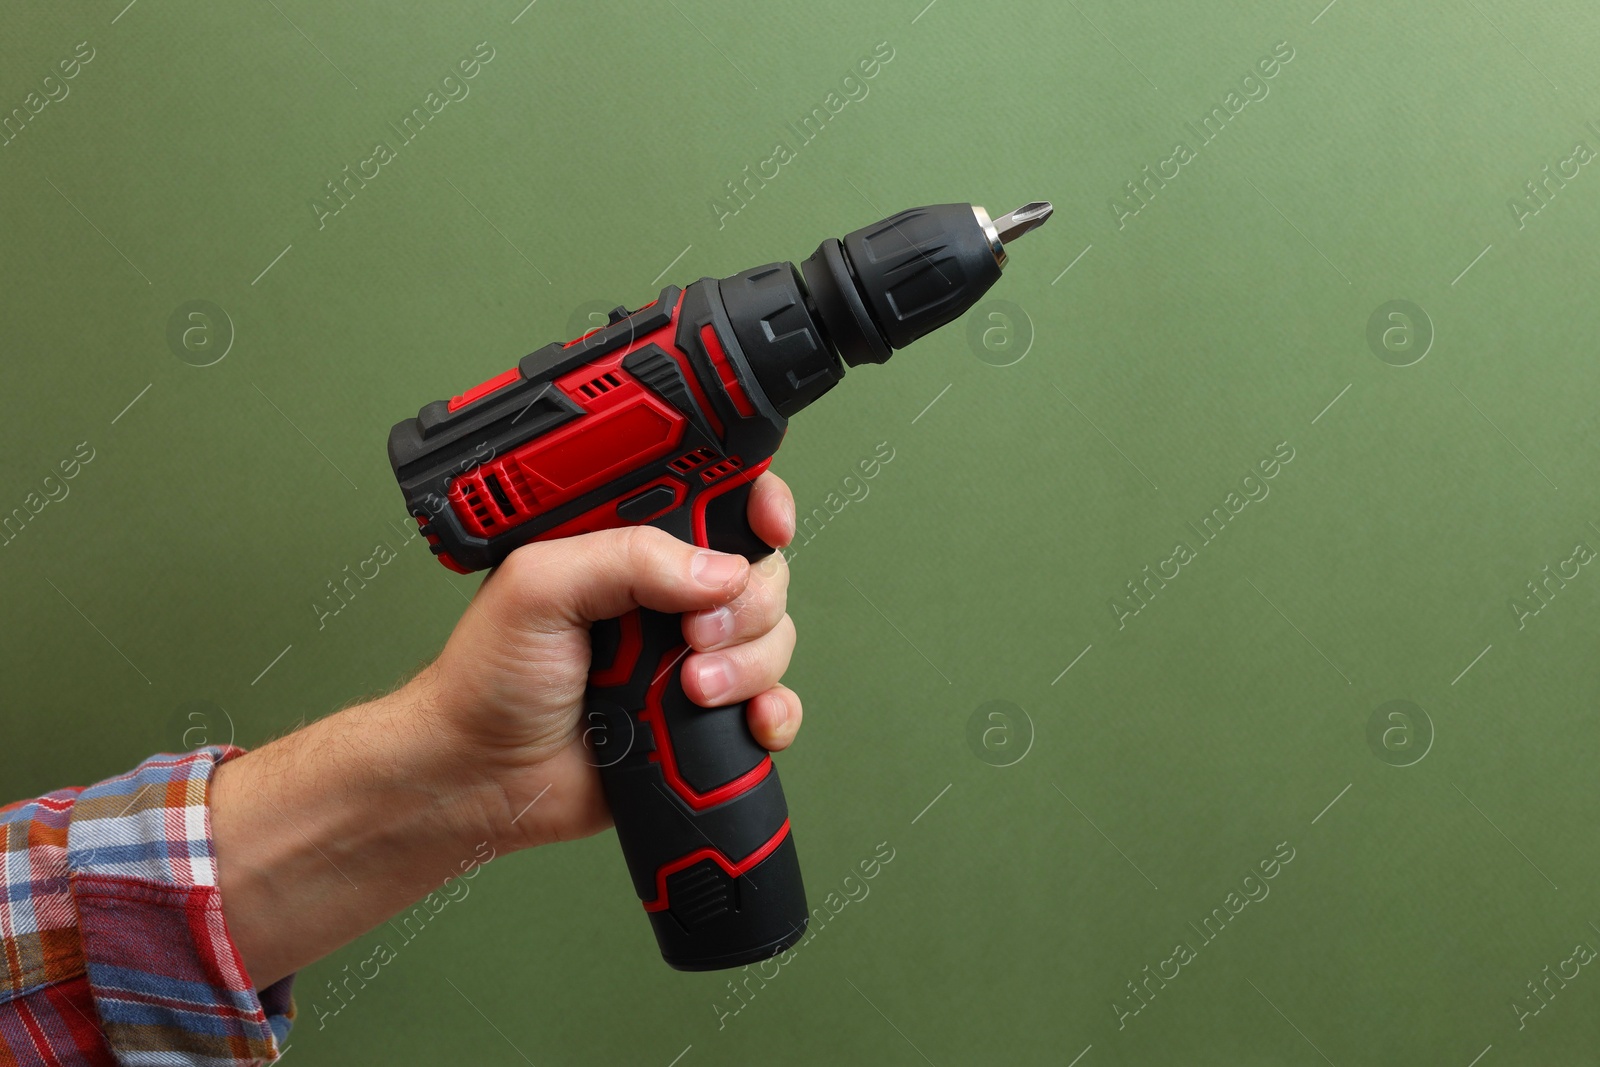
992 201 1053 244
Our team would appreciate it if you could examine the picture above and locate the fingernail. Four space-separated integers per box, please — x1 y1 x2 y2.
695 658 731 702
692 551 744 588
692 606 735 647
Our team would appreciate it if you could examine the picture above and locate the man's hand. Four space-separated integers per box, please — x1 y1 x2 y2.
421 470 803 849
211 472 801 988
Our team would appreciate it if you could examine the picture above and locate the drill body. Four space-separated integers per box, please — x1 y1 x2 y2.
388 201 1050 969
390 274 788 572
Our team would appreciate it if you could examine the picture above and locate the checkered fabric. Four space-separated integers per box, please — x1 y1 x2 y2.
1 747 294 1065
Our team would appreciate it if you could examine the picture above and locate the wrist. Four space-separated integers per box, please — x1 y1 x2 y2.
375 667 516 853
399 657 577 853
211 668 510 988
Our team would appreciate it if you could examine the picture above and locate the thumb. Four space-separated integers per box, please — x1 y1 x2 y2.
486 526 750 628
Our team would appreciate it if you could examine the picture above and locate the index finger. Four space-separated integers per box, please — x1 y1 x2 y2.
747 471 795 549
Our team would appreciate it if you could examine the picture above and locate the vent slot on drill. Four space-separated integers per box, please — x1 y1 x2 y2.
484 472 516 518
700 457 743 483
577 371 624 400
503 464 534 508
458 482 496 529
670 448 716 473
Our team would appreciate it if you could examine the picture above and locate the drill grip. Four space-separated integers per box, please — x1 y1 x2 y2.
584 477 808 970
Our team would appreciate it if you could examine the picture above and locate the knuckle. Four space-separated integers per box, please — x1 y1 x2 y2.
498 540 544 589
615 524 667 571
752 550 790 587
736 577 776 622
769 555 792 598
743 560 789 619
743 617 795 674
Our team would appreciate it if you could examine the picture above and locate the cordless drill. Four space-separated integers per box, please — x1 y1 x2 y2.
388 200 1052 970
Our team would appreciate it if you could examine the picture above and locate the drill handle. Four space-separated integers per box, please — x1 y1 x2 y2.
585 472 808 970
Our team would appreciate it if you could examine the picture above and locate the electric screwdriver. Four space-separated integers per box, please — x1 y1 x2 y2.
387 200 1052 970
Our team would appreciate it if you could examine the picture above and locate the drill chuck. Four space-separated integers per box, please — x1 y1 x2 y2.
727 202 1052 417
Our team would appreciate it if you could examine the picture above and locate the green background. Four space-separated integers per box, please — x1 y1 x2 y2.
4 0 1599 1063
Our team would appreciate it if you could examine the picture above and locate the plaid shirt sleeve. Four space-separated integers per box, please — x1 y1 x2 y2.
0 746 294 1066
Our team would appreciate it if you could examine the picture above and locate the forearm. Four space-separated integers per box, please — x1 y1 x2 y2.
210 665 507 989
